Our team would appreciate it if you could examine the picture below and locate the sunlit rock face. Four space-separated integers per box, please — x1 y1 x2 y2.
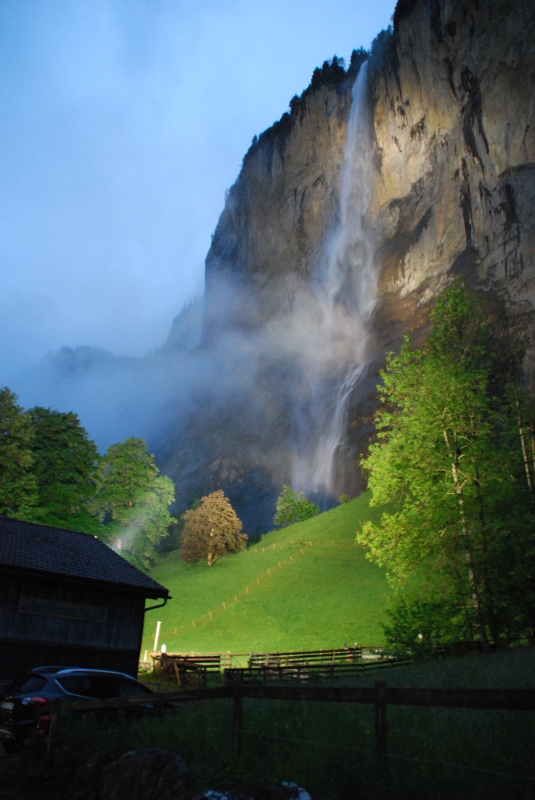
162 0 535 533
370 0 535 358
203 81 352 342
206 0 535 347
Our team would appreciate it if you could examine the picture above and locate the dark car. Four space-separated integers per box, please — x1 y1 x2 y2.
0 666 154 751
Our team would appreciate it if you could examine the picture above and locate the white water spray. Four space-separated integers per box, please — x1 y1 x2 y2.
291 62 376 501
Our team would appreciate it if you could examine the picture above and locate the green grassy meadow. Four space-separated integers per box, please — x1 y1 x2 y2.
141 492 391 655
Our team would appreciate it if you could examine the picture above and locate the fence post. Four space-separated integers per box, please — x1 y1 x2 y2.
153 620 162 653
232 692 243 758
374 681 389 783
117 706 125 754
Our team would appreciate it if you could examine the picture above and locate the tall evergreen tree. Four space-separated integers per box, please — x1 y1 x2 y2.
28 407 100 530
0 388 38 518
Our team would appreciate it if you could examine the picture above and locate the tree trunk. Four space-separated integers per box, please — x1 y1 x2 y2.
470 419 499 645
443 426 488 648
472 457 498 644
451 545 475 641
514 396 535 505
530 421 535 495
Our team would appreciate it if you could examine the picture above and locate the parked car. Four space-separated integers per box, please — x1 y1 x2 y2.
0 666 154 751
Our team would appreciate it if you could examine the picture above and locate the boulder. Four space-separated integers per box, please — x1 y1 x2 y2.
71 748 188 800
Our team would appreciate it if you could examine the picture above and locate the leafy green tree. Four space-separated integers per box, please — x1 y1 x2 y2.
88 437 175 568
273 485 319 527
180 490 247 566
28 407 101 531
357 286 535 648
0 388 38 518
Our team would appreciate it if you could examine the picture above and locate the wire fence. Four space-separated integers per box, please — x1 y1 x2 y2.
143 537 360 647
146 541 314 641
236 727 535 783
45 681 535 789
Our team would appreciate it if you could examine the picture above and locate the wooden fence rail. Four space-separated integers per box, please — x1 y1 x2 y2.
226 658 414 684
45 683 535 781
146 646 403 684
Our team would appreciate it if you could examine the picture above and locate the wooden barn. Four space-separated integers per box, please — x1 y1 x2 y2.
0 517 170 681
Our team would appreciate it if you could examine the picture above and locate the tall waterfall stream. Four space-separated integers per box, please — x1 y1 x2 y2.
291 62 376 503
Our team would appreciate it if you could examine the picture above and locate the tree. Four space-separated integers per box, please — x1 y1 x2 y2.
28 407 100 530
357 286 535 648
88 437 175 568
0 388 38 518
273 485 319 528
180 490 247 566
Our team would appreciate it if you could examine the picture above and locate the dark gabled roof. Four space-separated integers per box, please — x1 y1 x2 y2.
0 517 169 599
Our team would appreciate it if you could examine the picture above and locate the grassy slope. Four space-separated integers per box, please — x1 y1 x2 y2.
142 492 391 654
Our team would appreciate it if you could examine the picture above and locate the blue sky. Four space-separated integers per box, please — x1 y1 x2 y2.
0 0 396 379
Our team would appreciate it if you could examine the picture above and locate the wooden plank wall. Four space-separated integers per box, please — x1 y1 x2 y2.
0 572 145 679
0 640 140 680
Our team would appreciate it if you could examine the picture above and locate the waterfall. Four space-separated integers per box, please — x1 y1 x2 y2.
291 61 376 503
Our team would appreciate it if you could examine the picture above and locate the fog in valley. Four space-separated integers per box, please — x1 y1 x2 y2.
2 0 396 531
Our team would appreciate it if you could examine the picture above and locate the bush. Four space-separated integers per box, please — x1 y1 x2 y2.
382 595 469 657
273 485 319 528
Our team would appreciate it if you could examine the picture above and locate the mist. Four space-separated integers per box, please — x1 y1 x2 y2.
2 1 396 532
1 0 395 379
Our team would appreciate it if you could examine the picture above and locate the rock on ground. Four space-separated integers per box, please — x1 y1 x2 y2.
70 749 313 800
70 748 188 800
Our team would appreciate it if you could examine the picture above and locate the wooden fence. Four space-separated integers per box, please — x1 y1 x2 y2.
248 645 367 667
226 659 414 684
45 682 535 782
147 645 405 684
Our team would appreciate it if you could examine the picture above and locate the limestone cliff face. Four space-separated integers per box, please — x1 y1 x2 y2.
370 0 535 361
206 0 535 346
163 0 535 533
203 78 353 341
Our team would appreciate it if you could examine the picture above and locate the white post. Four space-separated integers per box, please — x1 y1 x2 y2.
154 620 162 652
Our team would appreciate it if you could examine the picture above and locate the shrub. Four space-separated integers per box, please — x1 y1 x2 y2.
273 485 319 528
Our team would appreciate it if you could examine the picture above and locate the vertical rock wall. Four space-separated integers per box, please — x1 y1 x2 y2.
203 80 352 340
370 0 535 359
164 0 535 532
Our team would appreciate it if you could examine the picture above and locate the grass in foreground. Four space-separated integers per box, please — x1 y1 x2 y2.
2 648 534 800
142 493 391 655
